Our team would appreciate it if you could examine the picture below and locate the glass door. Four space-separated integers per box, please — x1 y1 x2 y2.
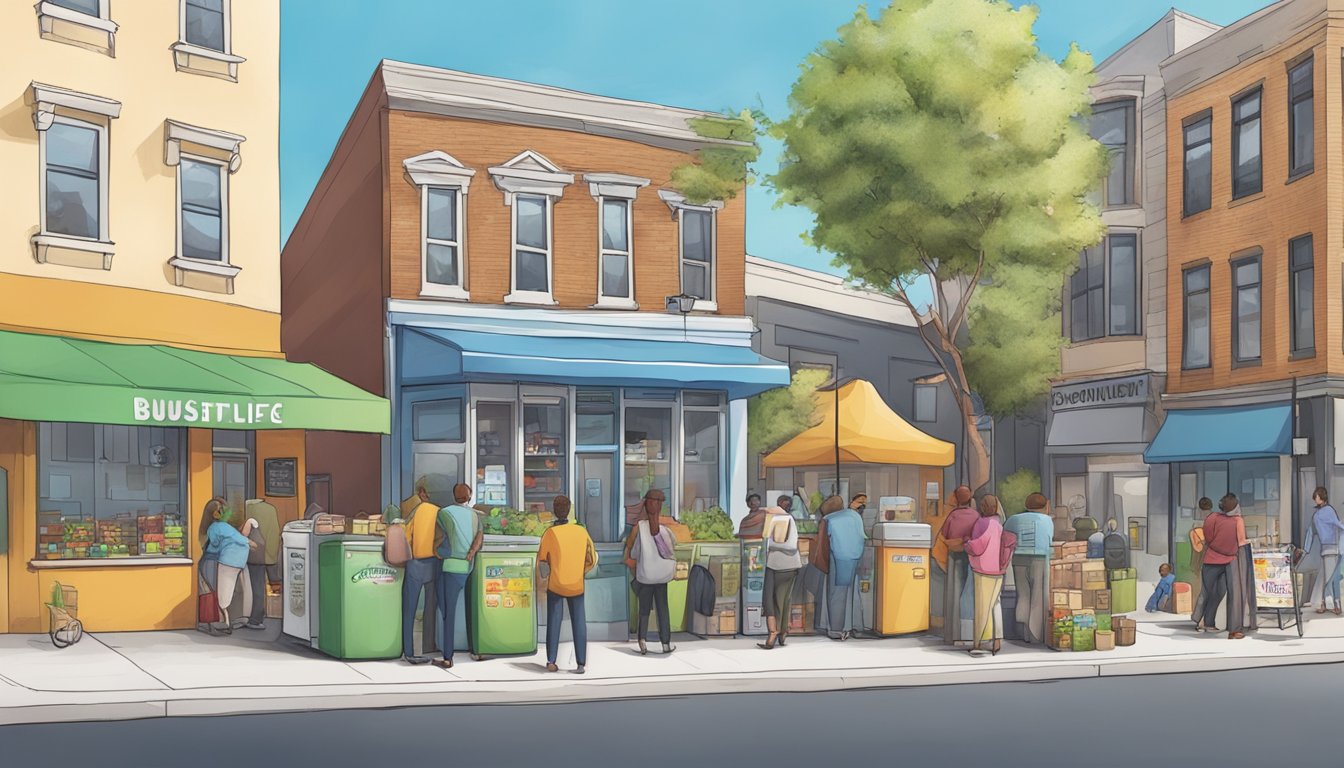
522 395 568 514
213 454 251 517
402 388 467 508
475 402 516 510
578 453 617 542
623 406 674 513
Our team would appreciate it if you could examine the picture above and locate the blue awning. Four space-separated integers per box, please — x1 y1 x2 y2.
402 327 789 400
1143 404 1292 463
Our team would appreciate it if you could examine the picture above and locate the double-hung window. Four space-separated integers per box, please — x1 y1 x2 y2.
184 0 226 52
1091 100 1135 208
1182 265 1212 370
1069 233 1138 342
1183 114 1213 216
179 157 226 261
1231 255 1261 364
51 0 100 14
599 198 632 303
680 208 715 302
1290 234 1315 355
43 119 103 241
1289 58 1314 177
37 0 118 57
404 150 475 300
1231 88 1262 199
490 150 573 305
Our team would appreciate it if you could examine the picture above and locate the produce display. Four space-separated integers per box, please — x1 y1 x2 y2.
682 507 734 541
796 519 819 535
478 507 550 538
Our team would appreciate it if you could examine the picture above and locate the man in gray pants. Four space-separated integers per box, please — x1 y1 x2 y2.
1004 493 1054 645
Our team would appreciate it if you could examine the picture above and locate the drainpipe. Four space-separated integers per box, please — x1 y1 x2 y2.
1291 375 1299 546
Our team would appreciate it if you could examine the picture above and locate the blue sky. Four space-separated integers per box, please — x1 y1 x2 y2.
280 0 1271 276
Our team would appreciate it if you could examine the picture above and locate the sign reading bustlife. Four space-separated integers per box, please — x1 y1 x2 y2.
133 396 284 427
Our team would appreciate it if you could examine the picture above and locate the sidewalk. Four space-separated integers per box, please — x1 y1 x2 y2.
2 609 1343 726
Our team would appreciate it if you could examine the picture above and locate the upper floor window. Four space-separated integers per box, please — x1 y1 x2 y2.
1290 234 1315 355
490 151 573 306
586 173 649 310
174 0 242 81
914 384 937 423
29 83 120 269
1183 114 1212 217
1231 89 1262 199
1289 58 1315 177
179 157 227 262
404 150 476 301
680 209 715 303
1231 254 1261 364
184 0 226 52
1091 100 1135 207
51 0 99 14
1069 233 1138 343
1182 264 1211 370
43 119 103 241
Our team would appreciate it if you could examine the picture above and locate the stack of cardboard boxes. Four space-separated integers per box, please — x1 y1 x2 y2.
1049 541 1133 651
692 555 739 637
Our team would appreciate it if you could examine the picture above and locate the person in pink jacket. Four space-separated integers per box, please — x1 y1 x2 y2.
965 495 1006 657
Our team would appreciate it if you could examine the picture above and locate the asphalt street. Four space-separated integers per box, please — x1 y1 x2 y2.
3 662 1342 767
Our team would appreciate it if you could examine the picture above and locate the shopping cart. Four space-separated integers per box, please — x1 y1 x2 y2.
46 582 84 649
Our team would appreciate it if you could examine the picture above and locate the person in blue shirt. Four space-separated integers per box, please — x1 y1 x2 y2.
824 495 866 641
200 497 256 630
1003 492 1054 644
1146 563 1176 613
1309 487 1344 615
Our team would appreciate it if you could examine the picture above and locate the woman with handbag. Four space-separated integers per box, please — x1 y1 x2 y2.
199 498 256 632
624 489 677 655
757 506 802 650
965 495 1008 657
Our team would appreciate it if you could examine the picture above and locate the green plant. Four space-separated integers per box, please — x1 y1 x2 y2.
770 0 1108 491
997 469 1041 517
682 507 735 541
669 108 763 205
748 368 830 460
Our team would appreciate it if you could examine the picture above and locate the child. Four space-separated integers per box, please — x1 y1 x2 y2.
1146 563 1176 613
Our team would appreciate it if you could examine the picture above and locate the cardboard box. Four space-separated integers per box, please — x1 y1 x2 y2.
710 558 741 597
265 594 282 619
1083 589 1111 611
1052 589 1083 610
1173 588 1192 615
1116 625 1136 646
1061 542 1088 559
1095 630 1116 651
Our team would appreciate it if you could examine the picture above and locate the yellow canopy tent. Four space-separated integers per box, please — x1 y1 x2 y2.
763 379 955 469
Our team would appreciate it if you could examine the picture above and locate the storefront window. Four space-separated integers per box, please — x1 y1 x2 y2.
682 409 721 514
37 423 187 560
1228 457 1280 544
576 388 617 446
475 402 514 509
624 407 672 511
522 398 567 514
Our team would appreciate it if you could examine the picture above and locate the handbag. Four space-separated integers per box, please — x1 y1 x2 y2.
198 590 220 624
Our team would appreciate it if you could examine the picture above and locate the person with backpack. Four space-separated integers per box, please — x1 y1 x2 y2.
434 483 483 669
399 478 442 665
965 494 1013 657
1308 486 1344 615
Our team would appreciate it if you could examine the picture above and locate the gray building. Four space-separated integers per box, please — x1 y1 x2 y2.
745 256 1044 504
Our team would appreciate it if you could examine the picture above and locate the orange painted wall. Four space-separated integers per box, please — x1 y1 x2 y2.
255 429 307 526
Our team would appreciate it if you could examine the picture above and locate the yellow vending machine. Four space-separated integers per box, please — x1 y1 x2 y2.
873 522 932 635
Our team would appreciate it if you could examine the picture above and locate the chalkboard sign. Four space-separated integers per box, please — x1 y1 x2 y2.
264 458 298 497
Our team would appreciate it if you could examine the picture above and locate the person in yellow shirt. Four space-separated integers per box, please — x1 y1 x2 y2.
537 495 597 674
400 477 442 664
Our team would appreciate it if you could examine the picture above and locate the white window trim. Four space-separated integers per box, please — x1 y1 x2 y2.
587 173 649 310
420 186 470 301
164 119 245 172
174 152 231 265
506 193 557 306
34 112 114 267
173 0 245 81
30 81 122 126
404 151 476 300
491 151 571 305
36 1 118 56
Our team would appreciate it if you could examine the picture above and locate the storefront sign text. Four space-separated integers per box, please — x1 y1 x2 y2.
1051 375 1149 412
351 566 398 585
133 397 284 426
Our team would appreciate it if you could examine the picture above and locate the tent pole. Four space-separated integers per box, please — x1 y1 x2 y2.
834 382 841 497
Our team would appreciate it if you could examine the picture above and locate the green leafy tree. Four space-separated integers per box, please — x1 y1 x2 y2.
964 262 1066 418
748 368 830 460
671 109 763 205
996 468 1041 517
771 0 1108 492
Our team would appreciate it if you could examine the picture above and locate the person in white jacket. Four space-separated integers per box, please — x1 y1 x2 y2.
758 506 801 650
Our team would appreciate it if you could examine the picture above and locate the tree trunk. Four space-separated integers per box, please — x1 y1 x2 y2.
958 395 992 495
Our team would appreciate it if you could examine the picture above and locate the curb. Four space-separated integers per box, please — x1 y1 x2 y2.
5 648 1344 726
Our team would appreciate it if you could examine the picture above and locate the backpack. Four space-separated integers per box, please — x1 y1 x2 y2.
383 505 415 568
999 528 1018 569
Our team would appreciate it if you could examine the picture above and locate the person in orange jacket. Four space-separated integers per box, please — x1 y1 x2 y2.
537 495 597 674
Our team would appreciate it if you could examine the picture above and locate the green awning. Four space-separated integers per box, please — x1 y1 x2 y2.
0 330 389 433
